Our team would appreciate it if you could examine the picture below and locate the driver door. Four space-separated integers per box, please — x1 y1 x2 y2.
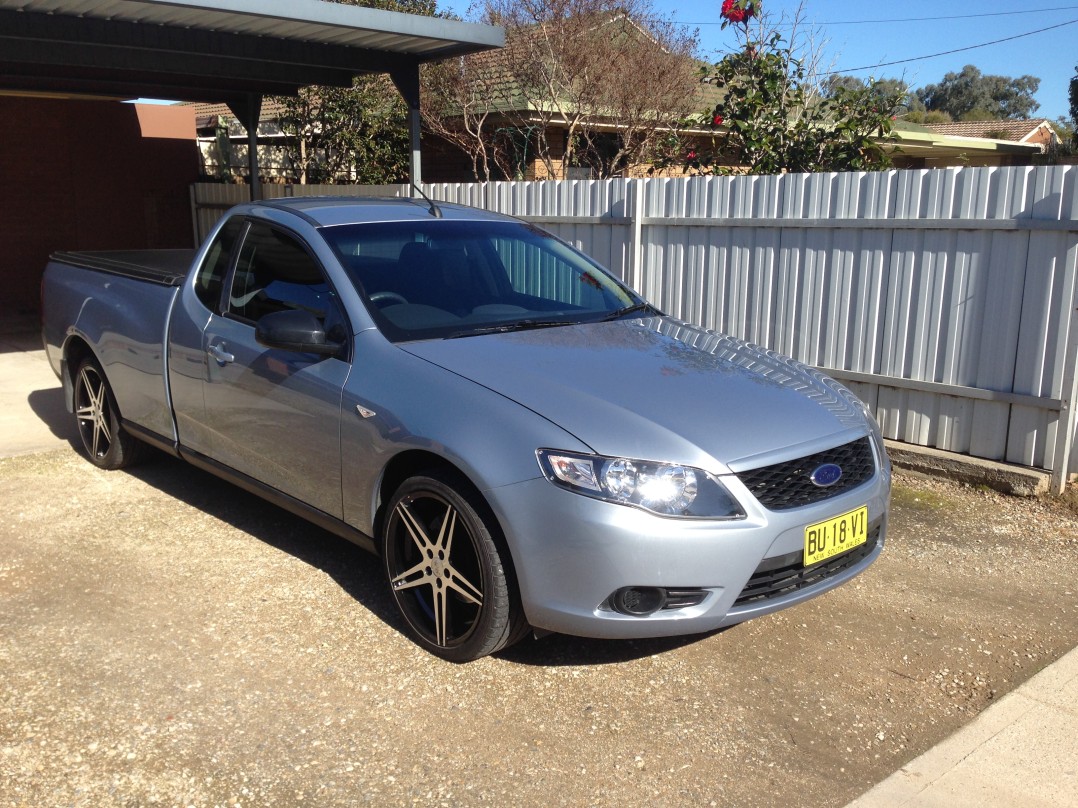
199 221 351 518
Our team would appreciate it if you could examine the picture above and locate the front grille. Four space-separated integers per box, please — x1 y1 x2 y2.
733 524 881 607
736 437 875 511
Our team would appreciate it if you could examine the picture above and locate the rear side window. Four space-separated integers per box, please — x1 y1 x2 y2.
194 216 244 311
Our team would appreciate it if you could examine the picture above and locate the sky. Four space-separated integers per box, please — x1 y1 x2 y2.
441 0 1078 121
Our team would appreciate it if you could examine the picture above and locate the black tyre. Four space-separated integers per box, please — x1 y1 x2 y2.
73 358 146 470
382 471 528 662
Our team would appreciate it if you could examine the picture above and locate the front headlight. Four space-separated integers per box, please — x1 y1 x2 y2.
536 450 745 519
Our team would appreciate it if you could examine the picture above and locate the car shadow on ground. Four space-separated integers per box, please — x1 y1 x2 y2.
500 630 720 666
123 449 399 622
120 450 718 666
27 388 80 446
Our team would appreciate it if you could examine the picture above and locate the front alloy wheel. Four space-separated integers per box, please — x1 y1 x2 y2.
382 472 526 662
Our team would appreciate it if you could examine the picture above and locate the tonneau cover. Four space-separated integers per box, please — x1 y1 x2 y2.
50 249 196 287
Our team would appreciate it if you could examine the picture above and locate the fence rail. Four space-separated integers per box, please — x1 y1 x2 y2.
191 166 1078 491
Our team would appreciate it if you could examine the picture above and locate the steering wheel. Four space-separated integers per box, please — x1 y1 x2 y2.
370 291 409 308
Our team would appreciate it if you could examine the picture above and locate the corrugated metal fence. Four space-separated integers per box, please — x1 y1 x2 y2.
189 182 408 247
191 166 1078 490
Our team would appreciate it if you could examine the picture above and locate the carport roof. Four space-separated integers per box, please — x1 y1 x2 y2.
0 0 504 102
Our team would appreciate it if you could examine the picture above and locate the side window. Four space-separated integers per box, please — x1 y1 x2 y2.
194 216 244 311
227 223 347 338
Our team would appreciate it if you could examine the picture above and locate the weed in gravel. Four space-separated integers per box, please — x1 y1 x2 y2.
890 483 955 512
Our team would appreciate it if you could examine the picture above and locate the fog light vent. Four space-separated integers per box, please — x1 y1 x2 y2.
610 587 667 616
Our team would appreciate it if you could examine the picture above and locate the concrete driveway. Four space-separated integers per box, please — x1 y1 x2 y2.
2 332 1077 807
0 320 78 457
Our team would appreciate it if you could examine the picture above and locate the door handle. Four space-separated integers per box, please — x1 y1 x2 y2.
208 342 235 365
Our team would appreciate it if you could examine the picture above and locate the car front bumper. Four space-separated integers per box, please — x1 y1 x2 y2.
486 469 890 639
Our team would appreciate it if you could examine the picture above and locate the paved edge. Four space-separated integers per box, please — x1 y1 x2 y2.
884 440 1050 497
845 645 1078 807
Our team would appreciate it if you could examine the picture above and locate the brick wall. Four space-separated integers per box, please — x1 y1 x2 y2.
0 97 200 316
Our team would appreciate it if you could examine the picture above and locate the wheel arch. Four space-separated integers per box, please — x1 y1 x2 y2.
373 450 527 599
374 450 493 550
60 334 98 413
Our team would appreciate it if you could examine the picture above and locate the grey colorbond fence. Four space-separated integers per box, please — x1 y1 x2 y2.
190 166 1078 490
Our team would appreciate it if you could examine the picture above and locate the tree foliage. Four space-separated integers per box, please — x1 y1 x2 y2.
423 0 699 180
916 65 1040 121
1070 65 1078 126
902 109 954 125
1054 116 1076 154
270 0 435 184
1052 64 1078 155
825 76 921 115
275 77 412 184
689 1 904 175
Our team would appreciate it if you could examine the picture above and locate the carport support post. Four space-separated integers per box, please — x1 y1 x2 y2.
391 65 422 192
227 93 264 201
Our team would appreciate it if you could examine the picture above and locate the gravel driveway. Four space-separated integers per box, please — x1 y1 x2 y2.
2 449 1076 807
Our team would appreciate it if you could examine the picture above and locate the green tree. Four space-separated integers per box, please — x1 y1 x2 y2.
903 109 954 125
1070 65 1078 125
271 0 436 184
691 1 904 174
1054 117 1075 154
825 76 922 116
916 65 1040 120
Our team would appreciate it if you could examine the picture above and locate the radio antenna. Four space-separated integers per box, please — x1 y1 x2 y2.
410 182 443 219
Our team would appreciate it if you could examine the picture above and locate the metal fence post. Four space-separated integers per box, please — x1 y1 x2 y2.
630 178 645 292
1052 286 1078 494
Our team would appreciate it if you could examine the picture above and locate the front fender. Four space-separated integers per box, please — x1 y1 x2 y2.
340 330 590 536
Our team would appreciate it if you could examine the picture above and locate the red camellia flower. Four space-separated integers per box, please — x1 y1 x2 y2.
721 0 754 23
712 114 724 126
687 149 697 159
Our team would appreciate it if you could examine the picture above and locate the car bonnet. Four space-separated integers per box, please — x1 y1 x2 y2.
400 315 869 474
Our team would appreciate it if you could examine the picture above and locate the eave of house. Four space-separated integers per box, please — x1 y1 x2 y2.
886 128 1041 159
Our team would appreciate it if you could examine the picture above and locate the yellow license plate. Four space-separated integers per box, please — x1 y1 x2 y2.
804 506 869 566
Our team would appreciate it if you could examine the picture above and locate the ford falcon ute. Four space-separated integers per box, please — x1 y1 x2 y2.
42 197 891 662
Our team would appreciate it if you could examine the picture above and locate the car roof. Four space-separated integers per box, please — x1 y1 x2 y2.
255 196 520 228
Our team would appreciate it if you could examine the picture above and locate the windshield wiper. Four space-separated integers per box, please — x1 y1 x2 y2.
601 302 658 321
446 319 572 339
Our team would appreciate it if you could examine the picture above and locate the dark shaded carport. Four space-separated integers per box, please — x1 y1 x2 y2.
0 0 504 198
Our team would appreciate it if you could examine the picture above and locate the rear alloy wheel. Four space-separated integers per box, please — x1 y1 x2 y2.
73 358 145 470
382 472 526 662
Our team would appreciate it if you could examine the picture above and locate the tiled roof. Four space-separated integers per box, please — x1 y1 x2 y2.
923 119 1055 143
182 99 288 125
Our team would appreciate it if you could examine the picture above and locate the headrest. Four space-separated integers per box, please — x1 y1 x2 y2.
397 241 432 270
436 248 470 286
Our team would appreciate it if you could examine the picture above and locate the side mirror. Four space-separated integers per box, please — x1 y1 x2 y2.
255 310 343 357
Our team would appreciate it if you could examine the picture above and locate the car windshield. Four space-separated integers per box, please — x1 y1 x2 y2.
321 219 643 341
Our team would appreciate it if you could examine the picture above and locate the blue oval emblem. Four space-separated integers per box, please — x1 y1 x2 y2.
810 463 843 488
